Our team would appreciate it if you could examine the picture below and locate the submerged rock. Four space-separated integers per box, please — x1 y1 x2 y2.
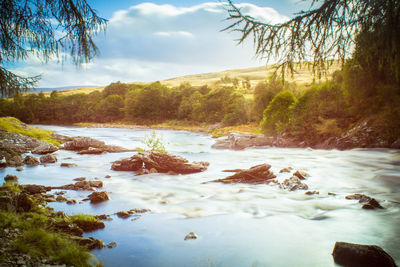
112 151 209 175
332 241 397 267
281 176 308 191
210 164 276 184
279 167 292 173
184 232 198 240
51 180 102 191
60 162 78 168
212 132 273 150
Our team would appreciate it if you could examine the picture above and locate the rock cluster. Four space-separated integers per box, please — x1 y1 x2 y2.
212 132 273 150
112 151 209 175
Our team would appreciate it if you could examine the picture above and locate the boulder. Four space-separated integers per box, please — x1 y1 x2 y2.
210 164 276 184
332 241 397 267
87 191 110 204
212 132 274 150
107 241 117 248
23 155 40 166
112 152 209 175
16 167 23 171
281 176 308 191
40 154 57 164
31 142 58 155
4 174 18 182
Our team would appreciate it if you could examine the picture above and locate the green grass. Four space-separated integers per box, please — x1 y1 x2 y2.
0 117 60 145
13 228 93 266
70 214 98 223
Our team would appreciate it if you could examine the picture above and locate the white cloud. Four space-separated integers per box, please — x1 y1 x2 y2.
10 2 288 88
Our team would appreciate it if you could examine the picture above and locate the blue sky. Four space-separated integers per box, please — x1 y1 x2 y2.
12 1 311 88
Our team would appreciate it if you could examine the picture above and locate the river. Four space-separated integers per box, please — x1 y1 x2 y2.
2 125 400 267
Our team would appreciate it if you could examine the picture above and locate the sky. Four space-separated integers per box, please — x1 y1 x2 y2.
10 0 311 88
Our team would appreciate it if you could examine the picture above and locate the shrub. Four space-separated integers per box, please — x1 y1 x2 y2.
260 90 297 135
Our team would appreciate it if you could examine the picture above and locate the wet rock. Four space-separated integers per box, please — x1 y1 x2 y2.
73 220 105 232
95 214 110 220
332 241 397 267
328 192 336 196
63 137 105 151
56 195 68 202
77 147 105 155
281 176 308 191
105 175 111 178
112 151 209 175
60 162 78 168
63 136 133 154
129 208 150 214
67 199 77 204
293 170 309 180
87 191 110 204
55 191 66 195
184 232 198 240
305 191 319 195
107 241 117 248
212 132 273 150
52 180 102 191
209 164 276 184
52 221 83 236
345 194 384 209
7 155 23 167
23 155 40 166
21 184 50 194
73 177 87 181
69 236 105 250
272 132 304 148
40 154 57 164
4 174 18 182
116 211 131 218
279 167 292 173
391 138 400 149
16 167 23 171
31 143 58 155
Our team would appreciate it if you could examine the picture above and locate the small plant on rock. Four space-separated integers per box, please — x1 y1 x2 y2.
137 130 166 153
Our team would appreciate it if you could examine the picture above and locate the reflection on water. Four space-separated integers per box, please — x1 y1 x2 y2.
2 125 400 266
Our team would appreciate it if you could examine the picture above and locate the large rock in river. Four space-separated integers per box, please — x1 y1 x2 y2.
63 136 133 154
209 164 276 184
332 241 397 267
212 132 273 150
31 142 58 154
112 151 209 174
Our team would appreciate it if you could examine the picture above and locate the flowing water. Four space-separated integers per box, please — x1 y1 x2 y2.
2 125 400 267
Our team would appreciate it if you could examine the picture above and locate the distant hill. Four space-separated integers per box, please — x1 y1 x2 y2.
42 63 340 96
33 85 100 93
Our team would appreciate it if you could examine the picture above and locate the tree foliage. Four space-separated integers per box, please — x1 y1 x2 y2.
0 0 107 97
225 0 400 79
